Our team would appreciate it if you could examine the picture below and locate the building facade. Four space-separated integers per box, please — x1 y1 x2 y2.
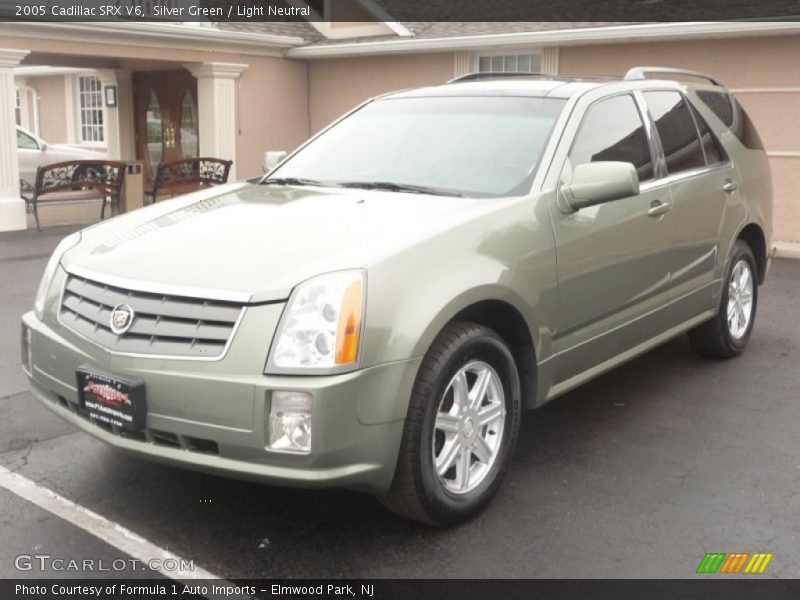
2 16 799 253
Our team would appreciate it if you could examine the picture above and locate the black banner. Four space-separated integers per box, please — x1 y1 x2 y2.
1 0 800 23
4 579 800 600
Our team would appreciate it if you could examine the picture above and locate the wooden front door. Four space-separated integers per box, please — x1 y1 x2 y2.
133 70 199 185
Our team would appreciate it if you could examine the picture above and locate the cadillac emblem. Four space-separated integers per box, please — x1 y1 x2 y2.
110 304 135 335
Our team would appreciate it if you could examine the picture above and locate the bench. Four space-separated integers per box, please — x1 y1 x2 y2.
20 160 126 231
145 157 233 204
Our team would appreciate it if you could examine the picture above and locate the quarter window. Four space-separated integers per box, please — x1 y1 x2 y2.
569 94 654 182
643 91 705 174
17 129 38 150
696 90 765 151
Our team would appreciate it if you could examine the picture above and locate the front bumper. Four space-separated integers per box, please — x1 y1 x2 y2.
21 305 421 494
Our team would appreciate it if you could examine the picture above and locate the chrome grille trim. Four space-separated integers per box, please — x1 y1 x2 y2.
58 270 247 361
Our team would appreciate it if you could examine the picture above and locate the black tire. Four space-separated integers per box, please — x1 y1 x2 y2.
379 321 522 526
688 239 758 359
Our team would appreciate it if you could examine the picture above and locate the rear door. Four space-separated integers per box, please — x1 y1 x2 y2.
549 92 674 386
640 90 737 322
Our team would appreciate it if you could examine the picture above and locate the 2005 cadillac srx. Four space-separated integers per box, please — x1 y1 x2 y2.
23 68 772 525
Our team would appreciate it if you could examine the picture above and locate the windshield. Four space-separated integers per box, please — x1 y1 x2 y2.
266 96 566 198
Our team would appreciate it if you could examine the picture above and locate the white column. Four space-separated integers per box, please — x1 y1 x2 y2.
0 49 30 232
96 69 121 160
542 47 560 75
184 62 248 181
454 51 473 77
114 69 136 161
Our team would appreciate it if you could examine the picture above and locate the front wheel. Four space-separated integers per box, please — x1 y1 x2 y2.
379 321 522 526
688 239 758 358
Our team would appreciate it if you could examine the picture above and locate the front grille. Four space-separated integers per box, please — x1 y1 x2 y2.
59 274 244 358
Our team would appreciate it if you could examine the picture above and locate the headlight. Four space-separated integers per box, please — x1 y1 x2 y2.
266 270 365 374
34 232 81 320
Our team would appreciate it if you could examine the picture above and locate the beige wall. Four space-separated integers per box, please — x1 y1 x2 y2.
560 34 800 243
30 75 67 143
307 52 456 132
235 55 311 179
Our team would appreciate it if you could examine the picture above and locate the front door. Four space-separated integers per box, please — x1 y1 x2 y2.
134 70 199 186
550 92 674 385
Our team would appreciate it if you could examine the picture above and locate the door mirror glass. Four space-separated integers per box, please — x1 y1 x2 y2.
264 150 287 173
561 161 639 211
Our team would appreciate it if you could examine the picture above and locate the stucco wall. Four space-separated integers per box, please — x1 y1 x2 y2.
559 35 800 243
307 52 456 133
236 55 310 178
29 75 67 143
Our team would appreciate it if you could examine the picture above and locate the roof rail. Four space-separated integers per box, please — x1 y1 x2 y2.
624 66 723 87
447 71 616 84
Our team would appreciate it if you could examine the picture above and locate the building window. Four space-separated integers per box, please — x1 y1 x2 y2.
77 76 104 144
477 53 542 73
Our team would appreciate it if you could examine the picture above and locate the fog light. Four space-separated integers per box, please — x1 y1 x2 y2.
269 391 312 453
21 325 32 372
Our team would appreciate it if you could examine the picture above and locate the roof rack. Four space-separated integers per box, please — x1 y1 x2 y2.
624 67 723 87
447 72 616 84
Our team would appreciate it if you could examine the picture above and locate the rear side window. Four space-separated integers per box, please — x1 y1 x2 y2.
569 94 654 182
643 91 705 174
687 102 727 165
696 90 765 151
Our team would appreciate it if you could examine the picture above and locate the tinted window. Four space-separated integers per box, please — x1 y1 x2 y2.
696 90 765 151
569 94 654 181
17 129 38 150
687 102 726 165
696 90 734 127
644 91 706 174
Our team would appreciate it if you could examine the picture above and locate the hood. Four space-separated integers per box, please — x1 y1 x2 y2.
65 183 494 302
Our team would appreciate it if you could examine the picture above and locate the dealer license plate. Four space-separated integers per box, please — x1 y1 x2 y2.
76 365 146 431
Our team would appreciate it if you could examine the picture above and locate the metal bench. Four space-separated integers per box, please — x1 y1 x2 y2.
20 160 126 231
145 157 233 203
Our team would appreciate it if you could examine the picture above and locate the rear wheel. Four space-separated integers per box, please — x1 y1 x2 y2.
379 321 522 526
688 239 758 358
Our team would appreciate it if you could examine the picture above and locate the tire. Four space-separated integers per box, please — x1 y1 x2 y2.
379 321 522 526
688 239 758 359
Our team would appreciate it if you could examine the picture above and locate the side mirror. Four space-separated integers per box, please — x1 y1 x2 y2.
263 150 287 174
560 161 639 212
39 141 47 151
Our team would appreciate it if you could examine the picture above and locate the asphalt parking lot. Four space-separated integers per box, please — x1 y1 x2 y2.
1 225 799 579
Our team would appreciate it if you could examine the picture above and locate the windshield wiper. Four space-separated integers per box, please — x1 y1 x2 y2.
261 177 327 187
336 181 463 197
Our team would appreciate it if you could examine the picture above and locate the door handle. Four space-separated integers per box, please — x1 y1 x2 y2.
647 200 671 217
722 180 739 193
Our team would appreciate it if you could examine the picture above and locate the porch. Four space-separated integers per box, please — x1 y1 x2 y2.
0 23 309 231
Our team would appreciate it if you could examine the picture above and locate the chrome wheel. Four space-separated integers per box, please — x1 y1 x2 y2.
432 360 506 495
727 259 754 340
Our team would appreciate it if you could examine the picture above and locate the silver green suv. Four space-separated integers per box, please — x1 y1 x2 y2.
22 67 772 525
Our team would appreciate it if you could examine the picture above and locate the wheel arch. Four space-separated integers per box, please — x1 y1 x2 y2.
453 300 538 409
412 295 539 409
736 222 767 285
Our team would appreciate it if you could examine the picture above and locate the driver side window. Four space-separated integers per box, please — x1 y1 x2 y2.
569 94 654 183
17 129 39 150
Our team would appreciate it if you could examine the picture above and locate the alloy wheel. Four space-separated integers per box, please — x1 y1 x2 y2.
727 259 754 340
431 360 506 494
